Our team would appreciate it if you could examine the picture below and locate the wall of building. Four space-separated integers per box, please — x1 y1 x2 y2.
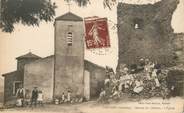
117 0 179 67
3 71 23 105
84 60 106 98
17 58 40 71
54 20 84 98
24 56 54 102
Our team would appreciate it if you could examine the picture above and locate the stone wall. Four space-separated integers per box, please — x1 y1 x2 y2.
54 20 84 98
24 56 54 102
117 0 180 68
17 58 40 71
172 33 184 64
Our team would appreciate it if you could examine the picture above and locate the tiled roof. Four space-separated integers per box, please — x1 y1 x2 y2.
16 52 41 60
55 12 83 21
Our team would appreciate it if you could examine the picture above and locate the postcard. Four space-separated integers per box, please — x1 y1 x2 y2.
0 0 183 113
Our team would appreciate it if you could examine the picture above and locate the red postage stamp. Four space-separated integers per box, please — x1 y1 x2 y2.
84 17 110 49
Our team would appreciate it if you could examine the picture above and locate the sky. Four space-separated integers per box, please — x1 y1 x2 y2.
0 0 184 79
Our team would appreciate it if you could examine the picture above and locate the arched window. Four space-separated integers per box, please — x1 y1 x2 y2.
133 18 143 29
67 32 73 46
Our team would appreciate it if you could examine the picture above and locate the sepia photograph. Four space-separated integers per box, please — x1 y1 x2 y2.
0 0 184 113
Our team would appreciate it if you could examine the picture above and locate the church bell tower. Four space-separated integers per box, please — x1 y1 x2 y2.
54 12 84 98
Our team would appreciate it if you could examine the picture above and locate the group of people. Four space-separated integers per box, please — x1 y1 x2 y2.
16 86 43 107
16 86 86 107
54 91 72 104
98 58 168 103
55 90 87 104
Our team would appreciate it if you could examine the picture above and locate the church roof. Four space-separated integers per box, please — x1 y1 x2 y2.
16 52 41 60
55 12 83 21
2 70 23 77
84 60 105 71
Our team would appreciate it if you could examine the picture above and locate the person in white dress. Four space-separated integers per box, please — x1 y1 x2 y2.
37 90 43 106
16 85 25 107
67 90 71 103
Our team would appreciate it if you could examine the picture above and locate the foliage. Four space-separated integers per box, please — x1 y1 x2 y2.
0 0 57 32
0 0 117 33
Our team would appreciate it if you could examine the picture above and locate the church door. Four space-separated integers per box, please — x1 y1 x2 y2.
84 70 90 100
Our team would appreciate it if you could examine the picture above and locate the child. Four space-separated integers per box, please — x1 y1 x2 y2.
37 90 43 106
24 89 31 107
67 90 71 103
61 92 65 103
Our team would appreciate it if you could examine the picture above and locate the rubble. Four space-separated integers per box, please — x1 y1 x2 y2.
98 59 184 103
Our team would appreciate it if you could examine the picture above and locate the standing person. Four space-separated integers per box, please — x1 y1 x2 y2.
16 85 25 107
30 87 38 107
61 92 65 103
97 88 106 103
37 90 44 106
67 90 71 103
152 69 160 87
119 75 126 92
104 76 110 88
24 89 31 107
144 60 152 80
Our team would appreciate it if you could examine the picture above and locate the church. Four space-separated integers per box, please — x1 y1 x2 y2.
2 12 106 105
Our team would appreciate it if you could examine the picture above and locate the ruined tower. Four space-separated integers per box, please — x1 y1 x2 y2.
117 0 180 68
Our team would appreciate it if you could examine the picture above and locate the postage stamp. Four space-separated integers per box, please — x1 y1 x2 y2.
84 17 110 49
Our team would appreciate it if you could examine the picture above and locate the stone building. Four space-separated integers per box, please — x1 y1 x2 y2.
117 0 184 68
24 55 54 102
54 12 85 98
2 12 106 105
2 52 41 104
116 0 184 98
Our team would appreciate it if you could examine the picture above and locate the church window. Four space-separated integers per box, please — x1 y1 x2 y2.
13 81 22 95
67 32 73 46
134 23 139 29
133 18 143 29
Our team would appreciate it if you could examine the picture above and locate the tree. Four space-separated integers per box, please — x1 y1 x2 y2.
0 0 57 32
0 0 116 33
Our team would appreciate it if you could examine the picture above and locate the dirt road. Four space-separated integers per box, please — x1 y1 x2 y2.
0 97 183 113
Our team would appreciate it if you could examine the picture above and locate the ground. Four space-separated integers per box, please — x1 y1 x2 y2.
0 97 183 113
